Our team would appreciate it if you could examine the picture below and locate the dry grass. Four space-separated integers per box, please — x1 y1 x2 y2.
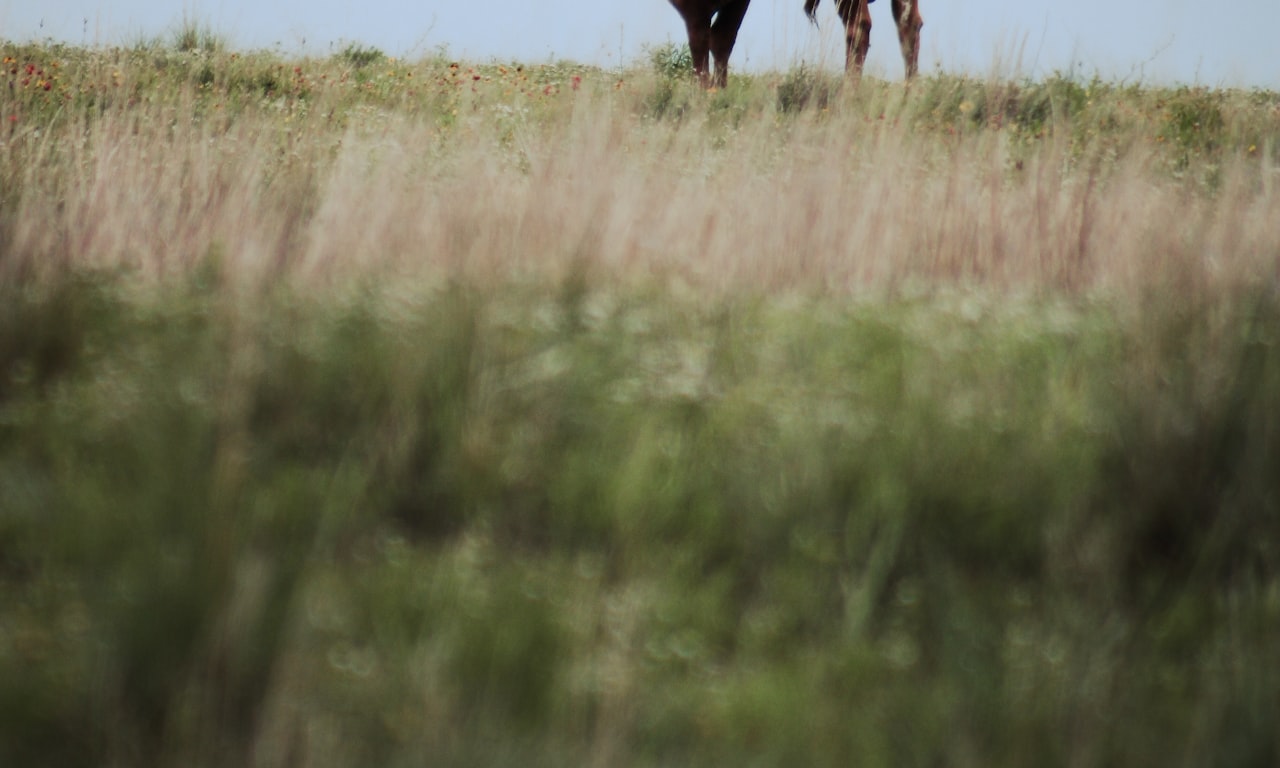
3 46 1277 300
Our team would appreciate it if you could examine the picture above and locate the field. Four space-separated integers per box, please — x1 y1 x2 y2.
3 31 1280 766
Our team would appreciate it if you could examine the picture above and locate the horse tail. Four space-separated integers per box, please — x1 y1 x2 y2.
804 0 820 26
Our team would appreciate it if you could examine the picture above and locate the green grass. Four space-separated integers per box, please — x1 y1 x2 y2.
1 35 1280 767
2 273 1278 766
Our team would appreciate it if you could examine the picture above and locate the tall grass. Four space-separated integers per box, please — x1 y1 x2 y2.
3 43 1276 293
1 39 1279 767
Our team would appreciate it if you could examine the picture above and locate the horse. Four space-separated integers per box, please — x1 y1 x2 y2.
805 0 923 79
666 0 752 88
666 0 921 88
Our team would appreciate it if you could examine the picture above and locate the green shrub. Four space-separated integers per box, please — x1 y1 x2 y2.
777 64 839 113
172 16 225 54
648 41 693 81
338 43 385 70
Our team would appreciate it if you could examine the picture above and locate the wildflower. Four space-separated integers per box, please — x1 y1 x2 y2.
571 75 581 91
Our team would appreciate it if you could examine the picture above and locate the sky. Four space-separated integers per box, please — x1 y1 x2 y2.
2 1 1278 89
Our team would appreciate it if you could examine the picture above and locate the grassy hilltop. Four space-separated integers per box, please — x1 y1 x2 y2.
2 33 1280 767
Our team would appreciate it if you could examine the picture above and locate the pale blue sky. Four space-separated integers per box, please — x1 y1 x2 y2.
3 1 1277 88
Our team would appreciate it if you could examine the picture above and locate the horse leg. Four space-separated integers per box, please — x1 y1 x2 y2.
890 0 923 78
836 0 872 77
709 0 751 88
680 12 714 86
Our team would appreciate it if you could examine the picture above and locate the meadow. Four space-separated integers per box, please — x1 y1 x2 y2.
2 30 1280 766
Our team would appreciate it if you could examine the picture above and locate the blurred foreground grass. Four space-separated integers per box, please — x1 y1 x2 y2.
2 269 1279 766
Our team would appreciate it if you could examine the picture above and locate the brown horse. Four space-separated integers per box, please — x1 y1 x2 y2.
805 0 923 79
667 0 921 87
667 0 752 88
